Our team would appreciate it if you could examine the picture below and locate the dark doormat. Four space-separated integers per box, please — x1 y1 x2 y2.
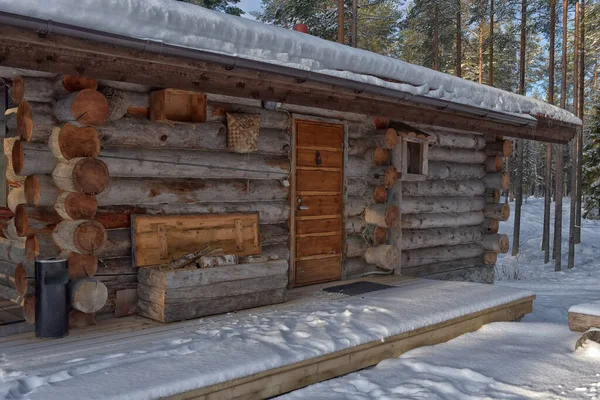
323 281 394 296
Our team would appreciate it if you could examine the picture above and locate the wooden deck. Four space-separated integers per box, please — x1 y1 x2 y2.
0 278 535 400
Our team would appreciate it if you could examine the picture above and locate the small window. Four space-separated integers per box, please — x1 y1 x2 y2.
400 134 429 181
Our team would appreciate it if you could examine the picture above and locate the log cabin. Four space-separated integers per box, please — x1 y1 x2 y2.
0 0 580 327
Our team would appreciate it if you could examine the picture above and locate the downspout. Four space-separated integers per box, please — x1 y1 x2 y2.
0 11 537 129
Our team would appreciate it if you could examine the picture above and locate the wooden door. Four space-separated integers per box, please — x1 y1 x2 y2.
294 120 343 286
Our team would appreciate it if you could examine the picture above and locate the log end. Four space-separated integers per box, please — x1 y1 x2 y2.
60 192 98 220
385 204 400 228
483 251 498 265
482 218 499 234
384 167 398 189
25 236 39 261
384 128 398 149
24 175 40 205
11 76 24 103
14 204 27 237
500 172 510 191
373 147 390 166
73 221 107 255
70 279 108 313
11 140 24 175
373 186 387 204
373 226 389 245
372 116 389 130
67 253 98 279
500 203 510 221
16 101 33 141
61 76 98 93
498 234 510 254
503 140 513 157
57 123 101 159
73 158 110 195
72 89 110 127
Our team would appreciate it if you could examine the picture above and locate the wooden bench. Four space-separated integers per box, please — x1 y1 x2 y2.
568 301 600 332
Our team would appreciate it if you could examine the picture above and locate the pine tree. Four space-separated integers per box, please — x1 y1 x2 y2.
583 101 600 219
178 0 244 15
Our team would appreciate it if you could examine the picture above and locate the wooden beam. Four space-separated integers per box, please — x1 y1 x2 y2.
0 26 577 144
165 295 534 400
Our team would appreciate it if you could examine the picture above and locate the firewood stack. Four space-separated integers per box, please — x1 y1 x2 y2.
6 75 111 325
345 122 400 273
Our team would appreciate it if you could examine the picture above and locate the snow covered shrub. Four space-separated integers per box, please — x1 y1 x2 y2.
583 102 600 219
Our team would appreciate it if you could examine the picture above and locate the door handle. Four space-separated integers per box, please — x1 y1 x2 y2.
298 205 309 210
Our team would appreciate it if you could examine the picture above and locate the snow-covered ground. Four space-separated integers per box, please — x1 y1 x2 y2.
282 198 600 399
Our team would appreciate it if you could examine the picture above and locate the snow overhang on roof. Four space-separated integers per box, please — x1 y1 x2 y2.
0 0 581 138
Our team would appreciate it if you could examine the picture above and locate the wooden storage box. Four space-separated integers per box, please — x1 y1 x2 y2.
137 260 288 322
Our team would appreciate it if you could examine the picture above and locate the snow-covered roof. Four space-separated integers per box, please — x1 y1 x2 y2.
0 0 581 126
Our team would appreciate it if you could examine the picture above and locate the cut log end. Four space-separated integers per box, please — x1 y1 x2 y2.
24 175 40 205
483 251 498 265
23 294 35 324
14 204 27 237
56 192 98 220
384 128 398 149
373 147 389 166
73 158 110 195
67 253 98 279
71 89 110 126
74 221 107 255
385 205 400 228
364 245 399 270
51 123 101 160
14 263 28 296
25 236 39 261
11 76 24 103
61 76 98 93
503 140 513 157
70 279 108 313
373 186 387 204
372 116 389 130
482 219 499 234
11 140 24 175
16 100 32 141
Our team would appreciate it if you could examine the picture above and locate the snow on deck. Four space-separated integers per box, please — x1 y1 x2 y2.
570 301 600 317
0 0 580 126
0 279 533 400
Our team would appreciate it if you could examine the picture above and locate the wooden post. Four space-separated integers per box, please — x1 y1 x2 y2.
337 0 345 44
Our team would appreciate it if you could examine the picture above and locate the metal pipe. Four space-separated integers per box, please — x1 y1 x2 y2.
0 11 537 129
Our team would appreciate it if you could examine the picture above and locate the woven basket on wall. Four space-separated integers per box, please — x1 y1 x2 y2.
226 113 260 153
101 87 129 121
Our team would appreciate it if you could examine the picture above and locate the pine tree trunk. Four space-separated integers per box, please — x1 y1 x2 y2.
351 0 358 47
337 0 345 44
456 0 462 77
478 0 484 84
568 2 580 269
488 0 494 86
575 0 585 245
434 5 440 71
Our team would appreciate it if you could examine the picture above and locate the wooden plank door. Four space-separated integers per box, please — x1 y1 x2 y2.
294 120 343 286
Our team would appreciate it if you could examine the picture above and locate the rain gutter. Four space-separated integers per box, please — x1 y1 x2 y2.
0 11 537 129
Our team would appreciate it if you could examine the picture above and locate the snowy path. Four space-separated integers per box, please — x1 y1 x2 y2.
282 198 600 399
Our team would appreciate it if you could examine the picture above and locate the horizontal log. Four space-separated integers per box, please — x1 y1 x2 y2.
17 101 56 142
96 273 139 315
3 218 24 243
401 211 484 230
485 140 513 157
344 257 379 278
402 227 483 250
12 141 56 175
402 179 486 197
206 102 289 130
481 219 499 234
0 285 24 305
401 243 484 268
345 196 373 218
485 156 504 173
260 224 289 246
24 175 58 206
482 172 510 191
426 130 486 150
14 205 63 236
98 117 290 155
345 234 369 258
276 103 369 124
428 147 487 164
428 162 485 180
96 178 288 205
347 135 386 156
11 76 56 103
485 188 501 204
261 243 290 263
402 257 484 278
96 257 136 276
482 234 510 253
48 123 101 161
97 229 131 258
345 217 366 235
400 197 485 214
95 147 289 180
67 253 98 279
346 167 397 191
364 245 399 270
483 203 510 221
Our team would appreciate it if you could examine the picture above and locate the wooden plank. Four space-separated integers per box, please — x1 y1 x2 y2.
138 288 288 323
296 218 342 235
114 288 137 318
138 274 288 303
166 296 534 400
138 260 288 289
150 89 207 124
132 214 260 267
295 255 341 286
568 311 600 333
296 121 343 148
297 149 342 168
296 170 342 192
295 195 341 218
296 235 341 258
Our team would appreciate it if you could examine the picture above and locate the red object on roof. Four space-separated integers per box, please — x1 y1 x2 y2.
293 24 308 34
